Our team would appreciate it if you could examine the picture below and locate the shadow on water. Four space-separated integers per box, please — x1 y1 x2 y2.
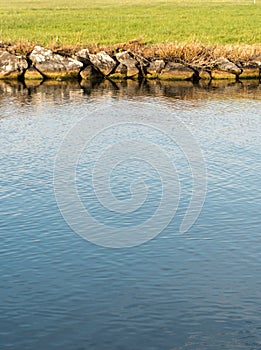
0 79 260 107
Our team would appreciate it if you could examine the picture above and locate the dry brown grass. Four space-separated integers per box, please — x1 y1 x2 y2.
211 44 261 61
4 39 36 56
141 42 261 62
1 40 261 64
102 41 261 64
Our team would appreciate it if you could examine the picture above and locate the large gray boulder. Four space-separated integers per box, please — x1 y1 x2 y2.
30 46 82 78
75 49 117 78
115 51 139 77
80 65 104 80
0 50 28 78
75 49 104 80
89 51 117 76
75 49 91 66
243 54 261 70
160 61 194 79
133 53 150 77
147 59 166 74
114 63 128 76
250 55 261 67
213 57 242 76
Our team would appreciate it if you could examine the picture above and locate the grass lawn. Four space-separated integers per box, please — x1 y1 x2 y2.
0 0 260 46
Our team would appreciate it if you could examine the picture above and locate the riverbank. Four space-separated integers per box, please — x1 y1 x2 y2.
0 42 260 82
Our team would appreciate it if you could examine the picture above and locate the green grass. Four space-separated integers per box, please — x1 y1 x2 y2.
0 0 260 46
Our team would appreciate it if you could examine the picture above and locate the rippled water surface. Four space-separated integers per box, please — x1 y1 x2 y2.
0 81 261 350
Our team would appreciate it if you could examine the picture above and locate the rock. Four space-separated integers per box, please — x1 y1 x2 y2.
24 66 43 80
76 49 90 58
163 62 193 73
250 55 261 67
80 65 104 80
114 63 128 76
213 57 242 76
115 51 139 77
242 61 258 69
76 49 118 78
88 51 117 76
242 55 261 70
0 50 28 78
160 61 194 80
30 46 83 78
75 49 92 66
133 54 150 77
147 59 166 74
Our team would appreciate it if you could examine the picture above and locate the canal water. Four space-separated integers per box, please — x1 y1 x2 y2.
0 80 260 349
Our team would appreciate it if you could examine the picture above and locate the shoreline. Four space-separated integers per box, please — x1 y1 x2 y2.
1 42 261 83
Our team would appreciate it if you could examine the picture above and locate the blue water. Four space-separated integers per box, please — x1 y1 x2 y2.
0 81 261 349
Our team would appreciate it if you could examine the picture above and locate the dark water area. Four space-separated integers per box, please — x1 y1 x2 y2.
0 80 261 350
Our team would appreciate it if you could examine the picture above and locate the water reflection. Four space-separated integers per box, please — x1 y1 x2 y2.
0 79 261 350
0 79 260 108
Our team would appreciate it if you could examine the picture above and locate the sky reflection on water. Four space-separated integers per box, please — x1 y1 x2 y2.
0 80 261 350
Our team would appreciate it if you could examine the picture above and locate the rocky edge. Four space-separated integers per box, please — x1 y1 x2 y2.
0 45 261 82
